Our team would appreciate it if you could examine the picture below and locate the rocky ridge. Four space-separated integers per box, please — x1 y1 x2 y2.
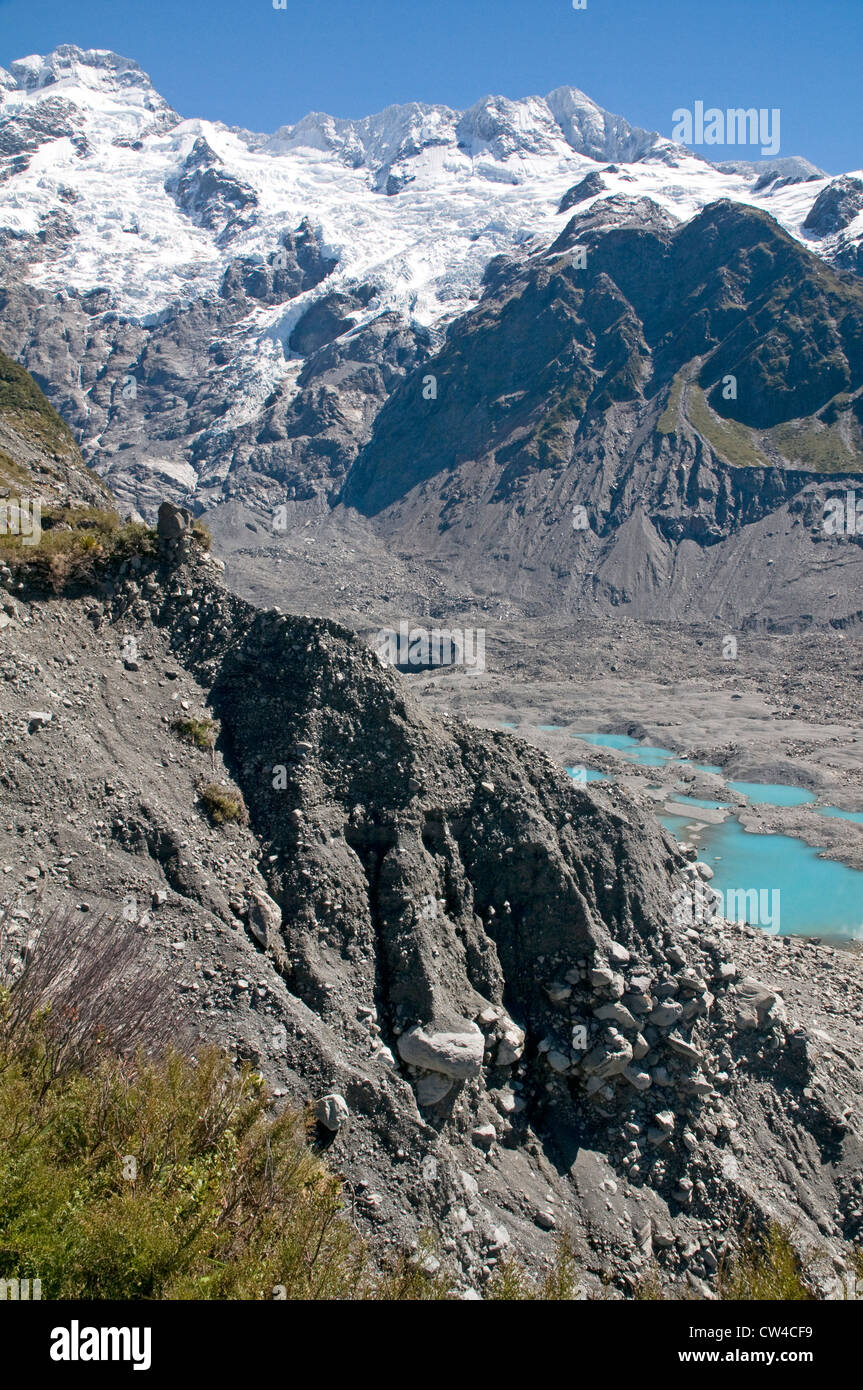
1 494 861 1293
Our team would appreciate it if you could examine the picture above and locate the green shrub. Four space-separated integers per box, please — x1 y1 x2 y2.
172 716 217 752
717 1223 815 1301
486 1234 583 1300
0 1028 371 1299
0 504 157 593
191 520 212 551
198 782 247 826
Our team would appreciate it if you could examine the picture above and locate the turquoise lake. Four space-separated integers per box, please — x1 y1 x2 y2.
573 733 676 767
524 727 863 938
660 810 863 939
726 781 817 808
566 767 611 783
816 807 863 824
669 794 731 810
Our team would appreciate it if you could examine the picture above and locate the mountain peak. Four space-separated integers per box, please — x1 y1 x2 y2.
3 45 152 94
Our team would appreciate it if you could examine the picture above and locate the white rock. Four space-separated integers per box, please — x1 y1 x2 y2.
247 887 281 945
496 1023 525 1066
316 1093 349 1132
398 1021 485 1078
546 1049 572 1074
472 1123 496 1149
460 1170 479 1197
546 980 572 1003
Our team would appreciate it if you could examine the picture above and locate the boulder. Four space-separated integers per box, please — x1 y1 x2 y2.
157 500 192 542
496 1021 526 1066
735 977 785 1030
581 1030 633 1079
247 887 281 945
649 1001 684 1028
397 1021 484 1079
316 1093 349 1132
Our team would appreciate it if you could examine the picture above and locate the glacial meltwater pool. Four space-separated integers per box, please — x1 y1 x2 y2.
547 728 863 938
661 810 863 939
816 807 863 825
573 733 676 767
726 781 817 808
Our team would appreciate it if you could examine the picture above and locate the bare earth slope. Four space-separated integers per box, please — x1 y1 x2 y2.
1 509 862 1294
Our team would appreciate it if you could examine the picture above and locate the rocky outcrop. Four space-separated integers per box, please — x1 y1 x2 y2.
3 514 862 1293
803 176 863 237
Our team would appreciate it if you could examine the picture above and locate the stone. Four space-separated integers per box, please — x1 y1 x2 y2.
316 1093 349 1132
677 972 707 994
609 942 631 965
546 981 572 1003
666 1034 702 1064
157 501 192 542
27 710 52 731
735 978 785 1030
247 887 282 945
581 1030 633 1079
654 1109 676 1135
471 1123 497 1150
416 1073 454 1106
546 1049 572 1074
624 1065 652 1091
496 1022 526 1066
679 1073 714 1098
398 1021 484 1078
649 1001 684 1028
623 990 653 1015
594 1001 639 1031
694 862 714 880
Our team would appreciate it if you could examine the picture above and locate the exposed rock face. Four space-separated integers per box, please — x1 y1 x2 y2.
558 170 607 213
3 515 862 1293
157 501 192 542
337 199 863 624
803 176 863 236
164 136 258 240
0 347 111 507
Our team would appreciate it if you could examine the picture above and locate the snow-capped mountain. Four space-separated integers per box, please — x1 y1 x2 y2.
1 44 862 521
3 45 858 324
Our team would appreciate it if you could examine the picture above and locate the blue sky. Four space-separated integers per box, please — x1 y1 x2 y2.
1 0 860 172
